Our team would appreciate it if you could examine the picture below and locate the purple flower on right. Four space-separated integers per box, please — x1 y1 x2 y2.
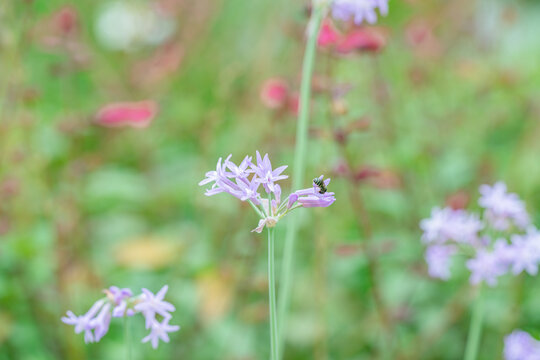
420 182 539 286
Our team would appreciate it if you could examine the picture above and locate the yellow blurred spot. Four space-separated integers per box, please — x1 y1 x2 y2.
114 236 181 269
196 269 234 324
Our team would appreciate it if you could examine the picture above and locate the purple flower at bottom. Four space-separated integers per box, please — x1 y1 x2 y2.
425 245 456 280
62 284 179 349
134 285 176 329
91 302 112 342
61 299 107 344
142 317 181 349
504 330 540 360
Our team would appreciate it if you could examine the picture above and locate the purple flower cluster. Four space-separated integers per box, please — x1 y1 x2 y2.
200 152 336 233
504 330 540 360
62 285 179 349
479 182 530 231
331 0 389 25
420 182 537 286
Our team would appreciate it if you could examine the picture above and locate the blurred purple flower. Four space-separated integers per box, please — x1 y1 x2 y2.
61 298 107 343
62 284 178 348
142 317 180 349
504 330 540 360
425 245 456 280
479 182 530 231
91 302 111 342
332 0 389 25
420 182 540 285
107 286 134 317
509 230 540 276
466 248 507 286
420 207 483 244
134 285 176 329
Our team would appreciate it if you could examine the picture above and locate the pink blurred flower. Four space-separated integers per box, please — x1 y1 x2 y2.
336 28 386 54
95 101 158 128
260 78 289 109
54 6 79 36
317 19 340 47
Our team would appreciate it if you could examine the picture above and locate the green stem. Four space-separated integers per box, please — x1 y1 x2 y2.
277 3 325 357
268 227 279 360
125 316 132 360
248 200 265 218
464 286 484 360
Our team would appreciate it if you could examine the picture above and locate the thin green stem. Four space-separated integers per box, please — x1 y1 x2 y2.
268 227 279 360
124 316 132 360
464 286 484 360
248 200 265 218
278 3 325 357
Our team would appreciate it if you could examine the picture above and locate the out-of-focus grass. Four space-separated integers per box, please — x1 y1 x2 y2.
1 0 540 359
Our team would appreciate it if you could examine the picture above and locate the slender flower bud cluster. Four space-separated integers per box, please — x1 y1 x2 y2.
200 151 336 233
420 182 538 286
62 285 179 349
504 330 540 360
331 0 389 25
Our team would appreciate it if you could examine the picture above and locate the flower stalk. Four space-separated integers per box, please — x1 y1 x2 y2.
464 286 484 360
268 227 279 360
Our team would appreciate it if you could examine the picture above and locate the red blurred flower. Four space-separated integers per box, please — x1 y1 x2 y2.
260 78 289 109
95 101 158 128
317 19 340 47
336 27 386 54
54 6 79 35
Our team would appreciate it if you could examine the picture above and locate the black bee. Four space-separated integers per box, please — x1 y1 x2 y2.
313 176 328 194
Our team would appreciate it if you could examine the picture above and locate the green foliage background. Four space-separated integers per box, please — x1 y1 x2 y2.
1 0 540 359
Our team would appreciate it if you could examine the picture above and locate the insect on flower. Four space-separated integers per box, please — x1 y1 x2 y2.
313 175 328 194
